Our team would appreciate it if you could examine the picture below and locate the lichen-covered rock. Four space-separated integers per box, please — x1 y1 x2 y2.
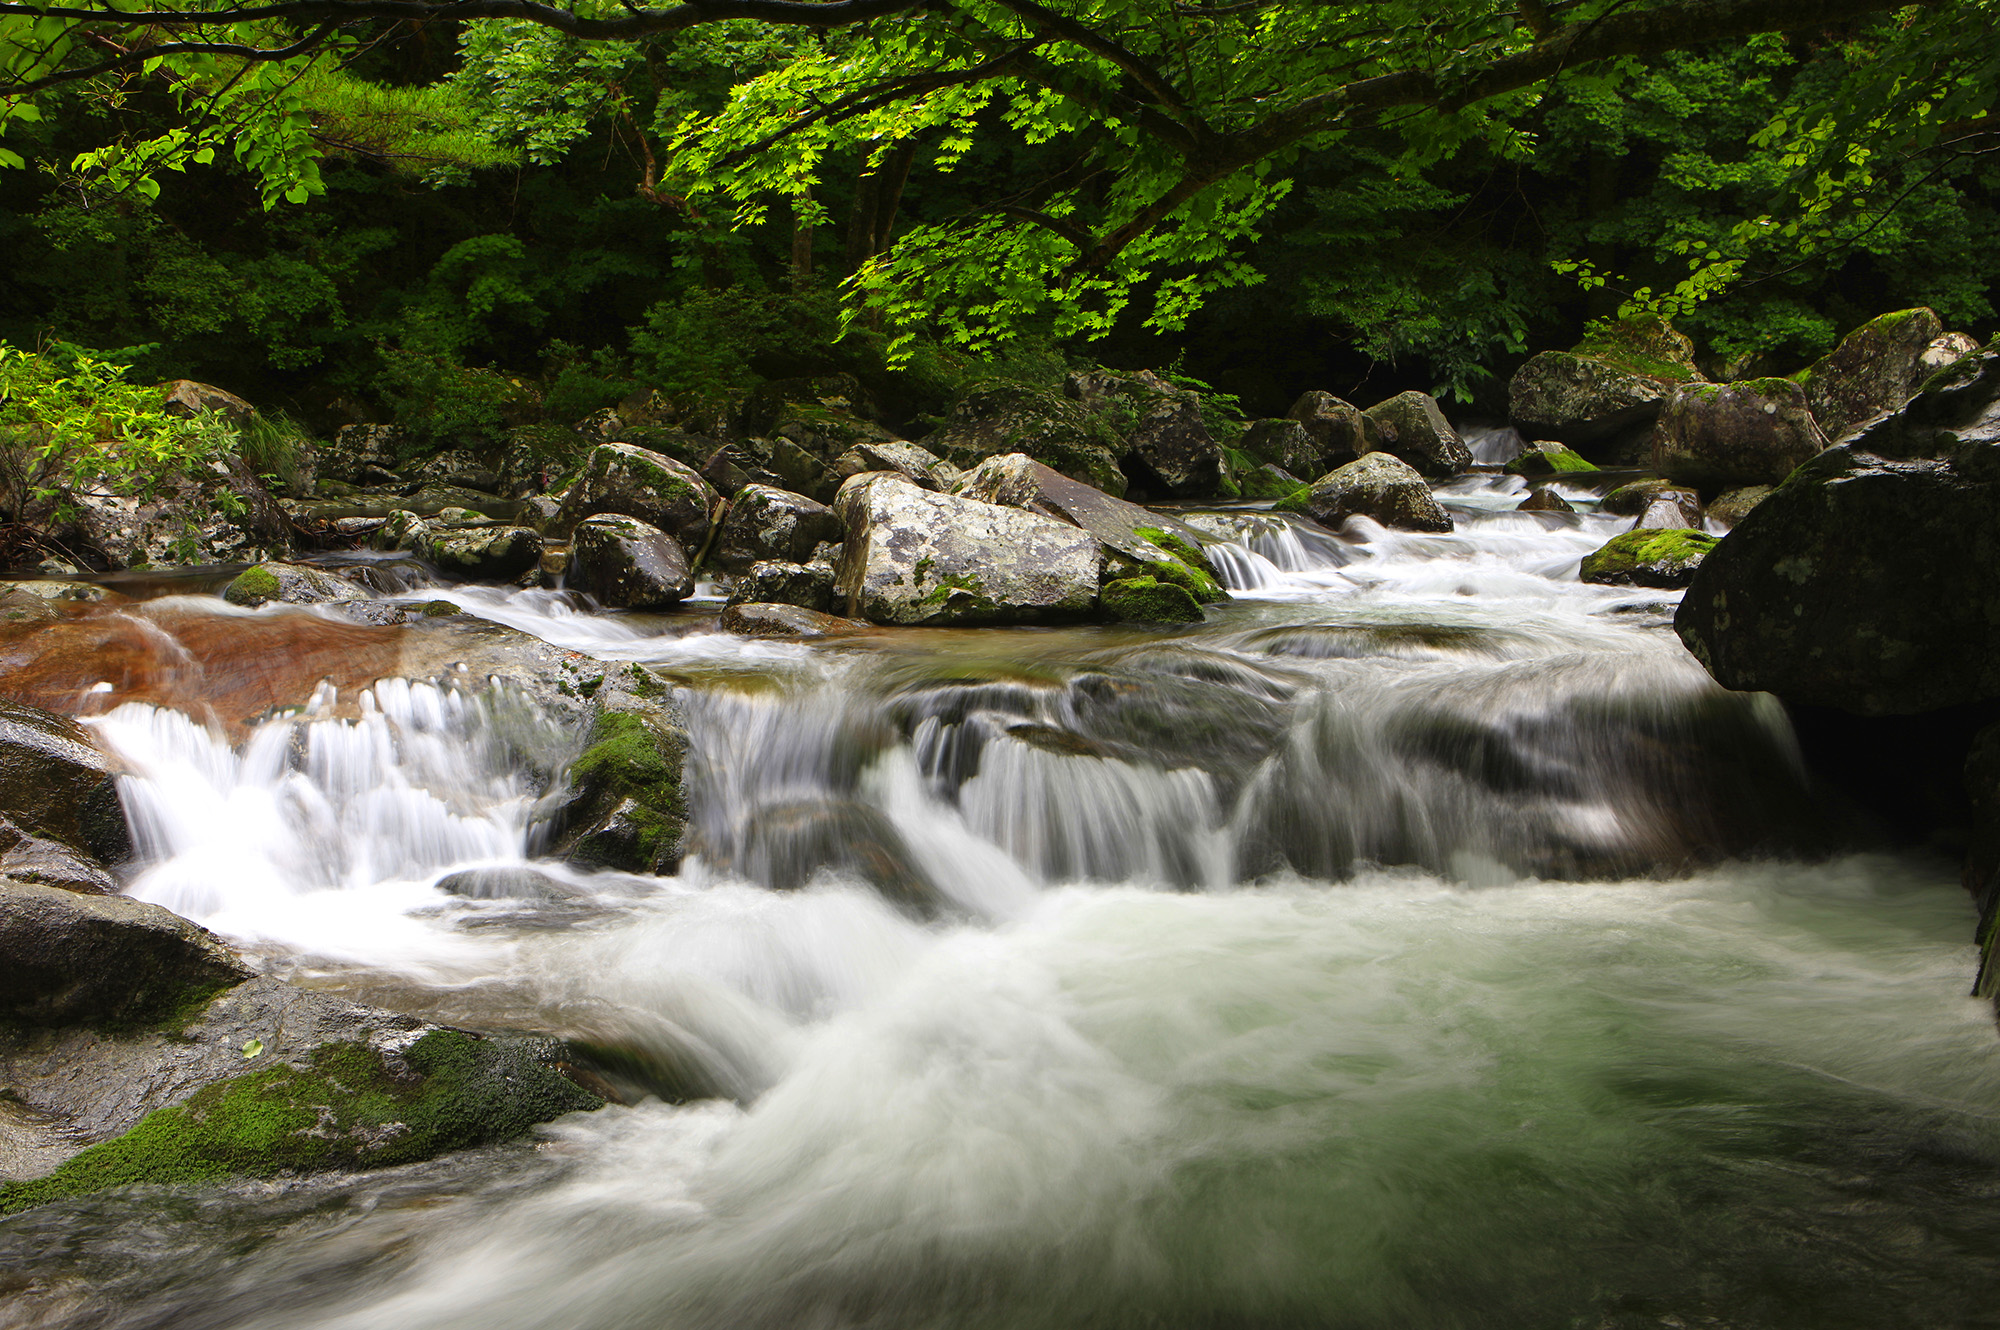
831 440 961 492
553 443 720 547
1800 307 1944 442
1362 391 1472 477
1504 441 1597 477
545 703 688 874
702 436 842 504
1285 391 1378 471
1238 419 1322 478
1705 485 1775 529
1923 332 1983 377
415 525 544 583
1277 453 1453 533
1066 369 1225 497
1654 378 1828 490
725 560 836 613
1101 576 1204 624
952 453 1224 602
923 383 1128 497
0 700 132 870
1579 528 1716 587
834 473 1101 626
1517 488 1576 513
0 879 250 1027
1510 317 1704 449
567 515 692 609
322 424 410 485
220 561 352 607
1675 340 2000 715
717 602 867 640
714 485 842 570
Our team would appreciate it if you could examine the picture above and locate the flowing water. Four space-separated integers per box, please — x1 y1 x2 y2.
8 474 2000 1328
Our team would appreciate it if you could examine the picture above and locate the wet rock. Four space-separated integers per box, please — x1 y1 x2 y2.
1277 453 1453 533
1285 391 1378 471
1509 316 1704 450
1801 307 1944 442
1239 418 1323 478
1504 440 1597 477
0 700 133 867
0 879 250 1027
436 867 575 902
545 703 688 875
1579 528 1716 588
224 560 356 608
1362 391 1472 477
552 443 720 548
1067 368 1226 497
717 602 867 639
1631 495 1697 530
414 525 544 583
1101 576 1204 625
831 440 961 492
714 485 843 570
1602 480 1702 524
1676 340 2000 715
737 799 934 913
0 579 108 605
923 382 1127 497
0 589 57 625
0 815 116 894
288 485 525 525
952 453 1225 602
567 515 692 609
1705 485 1774 529
1653 378 1828 490
1517 489 1575 513
726 560 837 613
833 472 1101 626
54 459 288 571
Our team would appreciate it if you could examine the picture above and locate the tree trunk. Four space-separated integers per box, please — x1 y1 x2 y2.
790 192 815 289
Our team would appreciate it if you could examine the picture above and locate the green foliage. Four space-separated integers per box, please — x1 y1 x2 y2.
233 411 313 490
628 284 844 397
0 342 233 513
373 347 528 452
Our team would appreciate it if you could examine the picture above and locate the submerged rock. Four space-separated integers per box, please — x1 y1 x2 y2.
1654 378 1827 490
736 799 935 912
1676 340 2000 715
567 515 692 609
834 473 1101 626
1580 529 1716 587
1277 453 1453 533
1363 391 1473 477
1800 307 1944 442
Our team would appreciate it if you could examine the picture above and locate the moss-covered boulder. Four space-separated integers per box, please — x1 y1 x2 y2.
1101 576 1204 624
1504 441 1598 477
414 525 544 583
923 382 1128 497
1799 307 1945 443
552 443 720 548
1278 453 1453 533
1653 378 1827 490
568 515 692 609
1509 316 1704 451
1239 419 1321 478
1285 391 1378 472
1579 528 1716 587
546 704 689 874
1676 341 2000 715
834 472 1102 626
1362 391 1472 477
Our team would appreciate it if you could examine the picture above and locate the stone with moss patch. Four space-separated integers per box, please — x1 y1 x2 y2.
1797 307 1945 443
1100 576 1204 625
222 562 352 607
1504 441 1598 477
1510 316 1704 452
547 705 689 874
553 443 720 547
1579 528 1717 588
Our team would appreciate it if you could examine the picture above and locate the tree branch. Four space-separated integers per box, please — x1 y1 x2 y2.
3 20 336 96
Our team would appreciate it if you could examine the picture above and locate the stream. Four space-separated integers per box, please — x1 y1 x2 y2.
7 469 2000 1329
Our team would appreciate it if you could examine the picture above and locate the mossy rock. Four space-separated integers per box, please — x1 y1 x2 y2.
1504 441 1598 477
1101 576 1204 625
551 707 688 874
1579 528 1717 588
0 1030 599 1214
1131 526 1226 602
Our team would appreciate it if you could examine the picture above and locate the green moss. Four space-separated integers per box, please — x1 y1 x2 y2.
421 600 460 617
1273 484 1314 515
567 709 687 868
1579 528 1717 585
0 1031 599 1215
1131 526 1224 603
1503 444 1597 477
223 565 281 605
1235 466 1300 500
1101 576 1203 624
917 572 1000 617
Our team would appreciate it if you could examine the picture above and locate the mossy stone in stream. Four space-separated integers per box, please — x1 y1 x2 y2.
1579 528 1717 588
552 707 688 874
1101 576 1204 624
0 1030 600 1214
1130 527 1225 602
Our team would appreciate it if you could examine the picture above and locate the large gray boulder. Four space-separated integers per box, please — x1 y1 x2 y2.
922 383 1128 497
1238 419 1323 479
1676 340 2000 715
1654 378 1828 490
1509 316 1704 450
1800 307 1945 442
0 879 250 1027
953 453 1224 602
1276 452 1453 533
1285 391 1378 471
553 443 719 547
831 440 961 492
714 484 842 569
834 473 1101 625
1066 369 1226 497
568 515 693 609
415 524 544 582
1362 391 1472 477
